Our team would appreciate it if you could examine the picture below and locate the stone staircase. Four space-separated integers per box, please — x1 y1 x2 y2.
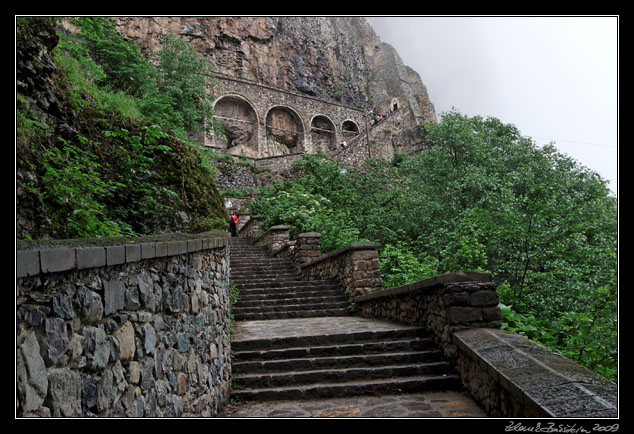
229 237 462 402
230 238 350 320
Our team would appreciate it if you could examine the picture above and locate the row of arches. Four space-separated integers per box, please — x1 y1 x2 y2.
211 94 361 158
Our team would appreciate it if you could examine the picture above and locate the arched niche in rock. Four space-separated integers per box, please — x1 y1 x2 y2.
265 105 305 156
213 94 260 158
342 119 360 141
310 115 337 153
390 98 400 112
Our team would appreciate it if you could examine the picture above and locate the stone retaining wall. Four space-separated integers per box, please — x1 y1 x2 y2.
16 233 232 417
354 271 501 358
353 271 618 418
206 73 366 158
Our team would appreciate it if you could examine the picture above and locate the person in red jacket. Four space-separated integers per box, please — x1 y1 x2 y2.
228 211 238 237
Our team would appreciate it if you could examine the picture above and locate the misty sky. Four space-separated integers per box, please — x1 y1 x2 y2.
365 16 618 195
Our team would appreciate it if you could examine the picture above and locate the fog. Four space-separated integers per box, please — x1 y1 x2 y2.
365 16 618 195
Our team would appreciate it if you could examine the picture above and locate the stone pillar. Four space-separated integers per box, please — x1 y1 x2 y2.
349 247 382 297
293 232 321 266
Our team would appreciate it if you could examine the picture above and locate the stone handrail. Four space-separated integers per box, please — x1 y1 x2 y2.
454 328 618 418
16 232 233 417
253 225 290 255
353 271 618 418
354 271 500 358
237 215 263 239
16 232 230 277
299 242 383 300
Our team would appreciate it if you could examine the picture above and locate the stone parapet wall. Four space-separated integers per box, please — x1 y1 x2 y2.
16 233 232 417
299 242 383 299
354 271 501 358
253 225 290 255
453 328 618 418
237 216 263 239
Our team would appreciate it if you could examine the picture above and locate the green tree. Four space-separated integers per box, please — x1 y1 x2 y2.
65 17 152 96
141 34 216 140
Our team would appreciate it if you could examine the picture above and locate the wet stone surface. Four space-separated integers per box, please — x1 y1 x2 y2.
221 391 486 418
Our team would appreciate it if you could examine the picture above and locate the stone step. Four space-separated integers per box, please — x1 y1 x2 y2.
231 266 297 274
232 327 424 352
233 300 350 316
231 257 292 264
232 275 301 283
231 262 293 269
234 308 350 321
231 375 462 402
232 349 445 374
235 280 339 290
233 337 435 361
237 294 347 307
234 361 452 388
232 276 301 284
237 293 346 306
235 288 343 300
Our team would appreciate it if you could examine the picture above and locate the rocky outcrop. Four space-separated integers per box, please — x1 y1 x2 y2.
112 17 436 126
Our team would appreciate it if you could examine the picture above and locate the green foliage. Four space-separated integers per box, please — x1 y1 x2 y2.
64 17 152 96
53 17 217 139
140 34 216 140
42 136 128 237
247 111 617 381
379 242 438 288
250 152 366 253
17 17 228 240
39 125 178 237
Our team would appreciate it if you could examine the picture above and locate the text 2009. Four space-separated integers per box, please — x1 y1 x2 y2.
592 425 619 433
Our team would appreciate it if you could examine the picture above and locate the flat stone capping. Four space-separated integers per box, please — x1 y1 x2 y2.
354 271 492 302
16 231 230 277
300 242 382 269
297 232 322 238
252 225 289 243
453 328 618 418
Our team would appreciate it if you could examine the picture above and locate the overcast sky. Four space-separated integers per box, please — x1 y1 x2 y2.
365 16 618 195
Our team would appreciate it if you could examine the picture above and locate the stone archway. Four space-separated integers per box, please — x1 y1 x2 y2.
310 115 337 153
213 94 259 158
342 119 360 142
265 105 305 156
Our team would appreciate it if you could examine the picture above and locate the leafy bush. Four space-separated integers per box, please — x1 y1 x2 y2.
379 242 438 288
53 17 217 140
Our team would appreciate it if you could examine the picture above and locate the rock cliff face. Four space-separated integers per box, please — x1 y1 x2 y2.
112 17 436 125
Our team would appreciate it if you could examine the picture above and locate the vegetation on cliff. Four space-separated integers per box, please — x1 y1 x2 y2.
16 17 226 240
249 111 618 381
